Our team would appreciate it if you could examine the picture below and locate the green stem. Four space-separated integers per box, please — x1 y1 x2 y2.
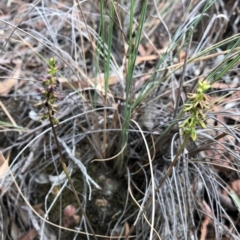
48 109 97 240
126 135 190 238
155 136 190 192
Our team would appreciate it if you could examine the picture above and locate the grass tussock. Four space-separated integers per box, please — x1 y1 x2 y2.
0 0 240 239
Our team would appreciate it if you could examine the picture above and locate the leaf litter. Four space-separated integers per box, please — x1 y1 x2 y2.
0 0 240 239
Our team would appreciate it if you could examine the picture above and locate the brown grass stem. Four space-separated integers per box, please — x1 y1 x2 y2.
48 108 98 240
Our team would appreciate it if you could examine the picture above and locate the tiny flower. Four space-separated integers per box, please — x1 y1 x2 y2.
187 93 197 100
183 103 194 112
190 128 197 141
198 119 206 128
51 117 60 126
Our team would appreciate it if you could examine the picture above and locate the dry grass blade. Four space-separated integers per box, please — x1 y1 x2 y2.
0 151 9 179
